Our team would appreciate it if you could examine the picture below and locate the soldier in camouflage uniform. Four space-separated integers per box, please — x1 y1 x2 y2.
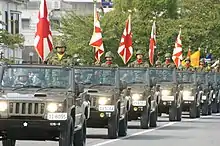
197 59 205 72
46 39 71 66
101 51 118 67
205 60 213 72
13 72 31 87
183 57 194 71
128 50 149 67
162 53 175 68
155 60 162 68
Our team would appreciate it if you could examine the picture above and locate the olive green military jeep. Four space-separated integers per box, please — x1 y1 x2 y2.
177 71 201 118
0 64 90 146
75 66 129 139
119 67 159 129
155 68 183 121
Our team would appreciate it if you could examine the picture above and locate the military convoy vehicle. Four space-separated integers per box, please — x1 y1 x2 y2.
177 71 201 118
119 68 159 129
75 66 129 139
0 64 90 146
153 68 183 121
211 73 220 113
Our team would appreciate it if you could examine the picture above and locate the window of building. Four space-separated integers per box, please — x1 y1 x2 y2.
22 19 30 29
10 13 20 34
5 11 8 31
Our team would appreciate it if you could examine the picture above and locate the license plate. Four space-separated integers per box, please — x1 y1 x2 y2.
162 96 174 101
47 113 67 121
183 96 194 101
202 95 207 100
132 100 146 106
98 105 115 112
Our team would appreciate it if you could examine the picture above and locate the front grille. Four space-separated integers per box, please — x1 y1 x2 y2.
9 102 45 116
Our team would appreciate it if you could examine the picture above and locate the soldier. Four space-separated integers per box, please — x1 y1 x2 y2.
197 59 205 72
13 72 30 86
46 39 71 66
101 51 118 67
155 60 162 68
183 57 194 71
128 50 149 67
162 53 175 68
205 60 212 72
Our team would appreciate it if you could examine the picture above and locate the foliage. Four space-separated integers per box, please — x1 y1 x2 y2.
60 0 220 65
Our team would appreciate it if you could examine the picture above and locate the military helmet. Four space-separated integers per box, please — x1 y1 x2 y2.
136 50 143 55
165 53 171 58
105 51 114 58
55 39 66 48
155 60 161 65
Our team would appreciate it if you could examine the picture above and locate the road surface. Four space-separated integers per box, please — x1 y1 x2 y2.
1 114 220 146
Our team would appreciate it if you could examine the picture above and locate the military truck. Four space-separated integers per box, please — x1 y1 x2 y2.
211 72 220 113
154 68 183 121
214 73 220 113
177 71 201 118
75 66 129 139
119 67 159 129
200 72 214 115
0 64 90 146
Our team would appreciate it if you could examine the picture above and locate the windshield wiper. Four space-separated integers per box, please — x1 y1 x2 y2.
36 86 66 92
12 85 42 91
88 83 113 88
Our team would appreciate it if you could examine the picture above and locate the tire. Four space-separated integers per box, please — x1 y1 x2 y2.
149 107 157 127
196 106 201 118
201 101 208 116
176 106 182 121
212 99 218 113
59 121 73 146
189 103 197 118
108 111 119 139
140 106 150 129
217 103 220 113
118 112 128 137
74 120 86 146
169 105 176 121
208 104 212 115
2 139 16 146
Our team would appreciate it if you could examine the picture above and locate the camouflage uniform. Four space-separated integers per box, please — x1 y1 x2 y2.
128 50 149 67
46 40 72 66
162 53 175 68
197 59 205 72
101 51 118 67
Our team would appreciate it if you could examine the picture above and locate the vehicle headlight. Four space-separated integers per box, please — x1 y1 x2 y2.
47 103 59 113
0 101 7 111
98 97 108 105
162 90 171 96
132 94 142 100
183 91 192 96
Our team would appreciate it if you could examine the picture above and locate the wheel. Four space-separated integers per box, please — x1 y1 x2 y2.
74 120 86 146
2 139 16 146
176 106 182 121
217 102 220 113
149 107 157 127
59 120 73 146
212 99 218 113
201 101 208 116
169 105 176 121
118 112 128 137
108 110 119 139
196 106 201 118
208 104 212 115
189 103 197 118
140 106 150 129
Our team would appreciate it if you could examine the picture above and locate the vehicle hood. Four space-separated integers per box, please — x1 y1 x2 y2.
0 91 66 102
128 84 146 94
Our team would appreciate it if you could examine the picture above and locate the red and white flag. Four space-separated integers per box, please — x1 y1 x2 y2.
34 0 53 61
118 15 133 64
172 28 183 67
149 21 156 65
187 47 191 58
89 9 104 62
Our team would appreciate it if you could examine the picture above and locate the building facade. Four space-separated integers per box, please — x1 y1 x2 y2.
0 0 27 63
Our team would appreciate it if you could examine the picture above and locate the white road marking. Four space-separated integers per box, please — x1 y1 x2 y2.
91 113 220 146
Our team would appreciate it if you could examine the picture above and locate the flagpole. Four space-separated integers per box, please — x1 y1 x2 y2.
93 0 97 64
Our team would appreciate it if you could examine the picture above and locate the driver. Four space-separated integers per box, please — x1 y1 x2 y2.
13 72 30 86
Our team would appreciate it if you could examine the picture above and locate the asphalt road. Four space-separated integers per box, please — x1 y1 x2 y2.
1 114 220 146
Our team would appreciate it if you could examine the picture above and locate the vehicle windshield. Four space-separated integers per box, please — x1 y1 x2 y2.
1 66 71 89
206 72 215 84
149 68 173 82
75 68 116 85
120 68 147 84
217 73 220 83
196 72 206 84
177 71 194 83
